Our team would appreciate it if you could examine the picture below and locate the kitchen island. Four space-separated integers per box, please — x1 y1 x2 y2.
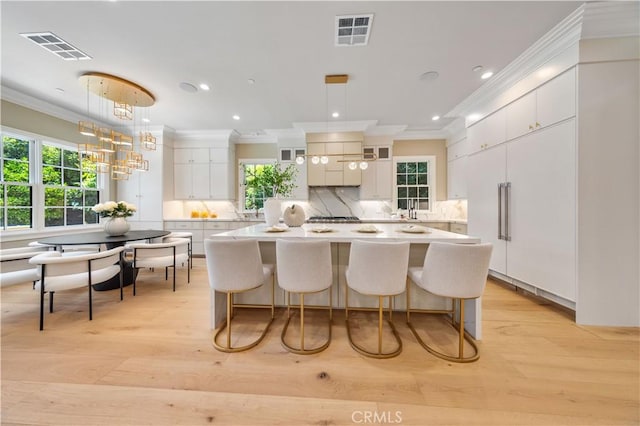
207 223 484 338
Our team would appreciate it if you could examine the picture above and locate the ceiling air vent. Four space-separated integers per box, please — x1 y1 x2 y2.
20 32 91 61
335 14 374 47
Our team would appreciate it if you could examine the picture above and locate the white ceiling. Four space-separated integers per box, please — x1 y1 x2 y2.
1 1 584 138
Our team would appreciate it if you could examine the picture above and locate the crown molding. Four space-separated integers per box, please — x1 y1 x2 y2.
1 84 112 127
364 124 408 136
393 129 448 141
581 1 640 39
233 133 278 144
173 129 235 143
263 128 306 139
446 4 585 119
292 120 378 133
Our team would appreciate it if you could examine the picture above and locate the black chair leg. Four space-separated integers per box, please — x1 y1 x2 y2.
49 291 54 313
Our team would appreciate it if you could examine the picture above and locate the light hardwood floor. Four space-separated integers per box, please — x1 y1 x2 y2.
2 258 638 425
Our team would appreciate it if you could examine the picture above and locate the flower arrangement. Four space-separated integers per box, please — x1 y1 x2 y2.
92 201 137 218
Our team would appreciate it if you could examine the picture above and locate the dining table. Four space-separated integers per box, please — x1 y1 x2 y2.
36 230 170 291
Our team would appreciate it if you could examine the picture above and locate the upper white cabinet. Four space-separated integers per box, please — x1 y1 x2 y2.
307 141 362 186
505 68 576 140
360 145 392 200
174 146 234 200
447 156 467 200
467 108 506 154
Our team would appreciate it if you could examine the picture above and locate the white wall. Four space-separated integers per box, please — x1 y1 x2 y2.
576 37 640 326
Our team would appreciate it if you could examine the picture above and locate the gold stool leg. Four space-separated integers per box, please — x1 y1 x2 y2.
345 292 402 359
213 284 275 353
407 297 480 363
281 287 332 355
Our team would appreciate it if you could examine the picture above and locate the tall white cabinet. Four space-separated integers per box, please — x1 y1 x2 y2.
117 133 165 230
467 68 577 307
174 144 235 200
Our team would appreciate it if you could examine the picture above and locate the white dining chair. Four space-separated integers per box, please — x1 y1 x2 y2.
28 246 125 330
204 238 275 352
163 232 193 269
0 246 51 288
276 239 333 354
126 237 190 294
345 240 410 359
407 242 493 363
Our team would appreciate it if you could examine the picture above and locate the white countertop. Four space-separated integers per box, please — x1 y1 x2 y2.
209 223 479 243
165 217 468 225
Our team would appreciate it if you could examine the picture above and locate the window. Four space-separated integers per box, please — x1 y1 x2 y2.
0 130 104 233
42 143 100 227
393 156 435 212
239 160 277 211
1 135 33 230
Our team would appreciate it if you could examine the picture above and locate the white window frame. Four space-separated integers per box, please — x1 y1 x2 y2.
392 155 436 213
0 126 108 239
237 157 277 213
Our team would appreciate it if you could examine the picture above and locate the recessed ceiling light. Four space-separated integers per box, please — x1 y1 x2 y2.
248 78 255 85
472 65 483 73
55 88 64 94
419 71 439 81
179 82 198 93
199 83 210 91
481 71 494 79
142 118 151 123
432 115 440 121
332 112 340 118
232 115 240 120
467 113 481 121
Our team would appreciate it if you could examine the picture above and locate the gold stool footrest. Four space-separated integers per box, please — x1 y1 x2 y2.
346 315 402 359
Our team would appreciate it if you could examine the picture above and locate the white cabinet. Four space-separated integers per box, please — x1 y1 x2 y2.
467 108 506 154
467 144 507 274
307 141 362 186
117 146 164 228
360 145 392 200
467 119 576 302
505 68 576 140
174 146 235 200
506 120 576 301
447 138 468 199
174 162 210 200
447 156 467 199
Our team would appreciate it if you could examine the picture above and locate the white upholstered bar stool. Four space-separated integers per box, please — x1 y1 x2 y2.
407 242 492 363
204 239 275 353
276 239 333 355
345 240 410 359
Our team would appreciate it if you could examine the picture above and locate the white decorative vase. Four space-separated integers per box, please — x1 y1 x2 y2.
104 216 130 236
263 198 282 227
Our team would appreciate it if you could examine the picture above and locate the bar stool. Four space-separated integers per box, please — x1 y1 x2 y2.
164 232 193 269
345 240 410 359
276 239 333 354
407 242 492 363
204 239 275 353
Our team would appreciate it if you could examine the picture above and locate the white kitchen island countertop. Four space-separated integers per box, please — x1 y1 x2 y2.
211 222 478 243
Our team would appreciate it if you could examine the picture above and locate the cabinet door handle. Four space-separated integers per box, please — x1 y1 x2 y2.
528 124 534 131
505 182 511 241
498 183 504 240
535 122 541 128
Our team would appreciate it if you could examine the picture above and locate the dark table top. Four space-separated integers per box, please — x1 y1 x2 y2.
37 230 170 246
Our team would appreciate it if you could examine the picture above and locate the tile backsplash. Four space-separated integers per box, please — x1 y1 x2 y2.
165 187 467 221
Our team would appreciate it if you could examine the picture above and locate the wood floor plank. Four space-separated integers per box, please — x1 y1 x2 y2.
2 259 638 425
